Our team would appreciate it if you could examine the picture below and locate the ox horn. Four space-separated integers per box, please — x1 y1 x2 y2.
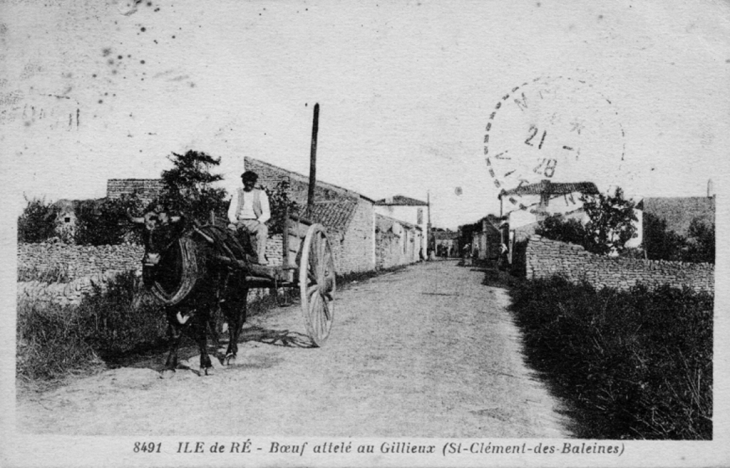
176 312 190 325
126 209 145 224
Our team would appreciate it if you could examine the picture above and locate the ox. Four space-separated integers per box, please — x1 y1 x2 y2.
128 209 251 376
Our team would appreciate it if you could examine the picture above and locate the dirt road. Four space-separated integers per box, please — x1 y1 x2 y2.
17 261 570 437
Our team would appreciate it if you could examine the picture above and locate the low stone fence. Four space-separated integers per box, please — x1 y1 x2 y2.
18 243 144 281
17 270 133 307
525 235 714 293
17 240 288 308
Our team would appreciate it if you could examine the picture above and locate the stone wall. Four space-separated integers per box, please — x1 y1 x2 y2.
17 241 287 307
18 243 145 281
337 198 375 274
525 235 714 293
18 270 133 307
376 232 404 270
106 178 164 203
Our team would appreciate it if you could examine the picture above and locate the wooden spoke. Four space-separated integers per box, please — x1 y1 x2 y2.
299 224 336 347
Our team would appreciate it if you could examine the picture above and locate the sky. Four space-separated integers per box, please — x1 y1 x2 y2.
1 0 729 229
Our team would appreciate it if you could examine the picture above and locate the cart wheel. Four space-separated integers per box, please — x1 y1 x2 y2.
299 224 336 346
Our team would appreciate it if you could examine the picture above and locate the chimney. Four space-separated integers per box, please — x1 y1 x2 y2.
708 179 714 198
540 179 550 207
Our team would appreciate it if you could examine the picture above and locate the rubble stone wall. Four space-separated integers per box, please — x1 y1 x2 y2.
525 235 714 293
18 243 144 281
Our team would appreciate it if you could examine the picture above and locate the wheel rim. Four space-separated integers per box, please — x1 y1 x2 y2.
299 225 336 346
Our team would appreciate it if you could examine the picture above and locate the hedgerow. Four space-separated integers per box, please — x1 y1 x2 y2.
508 276 712 439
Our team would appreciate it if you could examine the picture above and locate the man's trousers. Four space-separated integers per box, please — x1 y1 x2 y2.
237 220 268 264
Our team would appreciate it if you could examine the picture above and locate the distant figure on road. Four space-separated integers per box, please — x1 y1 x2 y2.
227 171 271 265
462 243 472 266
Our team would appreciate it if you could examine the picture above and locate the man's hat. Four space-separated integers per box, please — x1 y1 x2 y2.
241 170 258 181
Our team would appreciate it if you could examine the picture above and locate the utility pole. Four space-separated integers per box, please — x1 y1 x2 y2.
307 103 320 217
427 191 432 258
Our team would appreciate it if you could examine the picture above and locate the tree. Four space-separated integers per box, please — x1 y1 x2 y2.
74 193 146 245
17 196 59 243
156 150 228 223
267 179 300 235
685 218 715 264
581 188 637 255
642 214 714 264
643 212 687 262
535 214 587 247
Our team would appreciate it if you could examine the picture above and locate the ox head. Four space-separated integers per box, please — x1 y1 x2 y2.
128 207 185 285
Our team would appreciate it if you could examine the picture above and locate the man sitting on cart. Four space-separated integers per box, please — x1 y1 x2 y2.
227 170 271 265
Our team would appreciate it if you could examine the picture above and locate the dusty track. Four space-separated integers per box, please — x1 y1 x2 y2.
17 261 570 437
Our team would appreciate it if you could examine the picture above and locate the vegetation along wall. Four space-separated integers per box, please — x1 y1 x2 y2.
525 235 714 293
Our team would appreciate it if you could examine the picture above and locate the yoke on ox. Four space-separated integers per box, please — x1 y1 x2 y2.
128 210 336 377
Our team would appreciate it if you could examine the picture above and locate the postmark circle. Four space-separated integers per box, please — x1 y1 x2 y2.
484 76 625 209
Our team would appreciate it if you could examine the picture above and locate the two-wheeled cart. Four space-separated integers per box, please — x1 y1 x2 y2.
206 212 336 347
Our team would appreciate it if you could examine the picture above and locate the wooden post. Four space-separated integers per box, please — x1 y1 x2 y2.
307 103 320 218
282 194 290 269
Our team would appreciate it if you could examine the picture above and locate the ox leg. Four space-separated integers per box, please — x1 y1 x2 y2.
162 321 182 377
222 287 248 365
194 316 214 375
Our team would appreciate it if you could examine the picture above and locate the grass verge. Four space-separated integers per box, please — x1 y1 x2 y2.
17 263 415 385
507 275 712 439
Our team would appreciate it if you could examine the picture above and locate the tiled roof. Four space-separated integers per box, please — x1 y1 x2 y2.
500 181 599 197
301 198 359 234
640 197 715 235
375 213 421 231
245 157 367 234
374 195 428 206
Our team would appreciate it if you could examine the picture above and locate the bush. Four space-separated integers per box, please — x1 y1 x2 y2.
509 276 712 439
267 179 301 235
535 214 587 247
16 272 168 381
684 218 715 264
17 263 72 283
17 197 59 243
644 214 715 264
74 194 146 245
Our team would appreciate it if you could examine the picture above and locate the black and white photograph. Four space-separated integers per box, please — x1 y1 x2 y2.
1 0 728 466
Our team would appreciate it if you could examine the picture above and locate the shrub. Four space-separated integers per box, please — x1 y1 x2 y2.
643 212 687 262
267 179 300 235
74 194 146 245
684 218 715 264
17 263 72 283
16 272 168 381
643 214 715 264
535 214 587 247
17 196 59 243
509 276 712 439
78 272 168 358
